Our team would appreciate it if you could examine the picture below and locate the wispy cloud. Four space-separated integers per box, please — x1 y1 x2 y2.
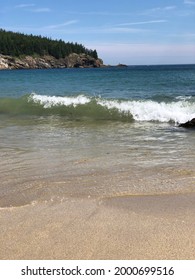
184 0 195 5
141 6 176 15
67 7 176 17
45 20 79 29
15 4 51 13
15 4 35 9
105 27 147 34
116 20 167 27
2 20 79 35
101 20 167 35
66 11 134 16
32 8 51 13
164 6 177 10
3 24 147 36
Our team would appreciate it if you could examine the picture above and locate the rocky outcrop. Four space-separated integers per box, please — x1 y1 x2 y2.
179 118 195 128
116 63 128 67
64 53 104 68
0 53 105 70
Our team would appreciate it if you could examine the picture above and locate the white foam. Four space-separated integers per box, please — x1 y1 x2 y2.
98 99 195 123
29 93 91 108
29 93 195 123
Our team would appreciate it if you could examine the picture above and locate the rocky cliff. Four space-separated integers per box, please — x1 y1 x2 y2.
0 53 105 70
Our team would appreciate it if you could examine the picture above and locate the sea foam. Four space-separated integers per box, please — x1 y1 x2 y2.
98 99 195 123
29 93 91 108
29 93 195 123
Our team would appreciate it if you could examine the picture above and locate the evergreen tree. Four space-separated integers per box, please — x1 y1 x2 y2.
0 29 99 59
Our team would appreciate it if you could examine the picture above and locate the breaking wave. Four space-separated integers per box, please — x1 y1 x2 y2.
0 93 194 123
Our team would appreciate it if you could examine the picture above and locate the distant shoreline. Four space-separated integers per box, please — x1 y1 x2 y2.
0 53 105 70
1 55 194 70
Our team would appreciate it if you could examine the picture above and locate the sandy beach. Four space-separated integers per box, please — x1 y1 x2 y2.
0 65 194 261
0 192 195 260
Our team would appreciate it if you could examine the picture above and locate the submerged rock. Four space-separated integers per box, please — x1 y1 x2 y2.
179 118 195 128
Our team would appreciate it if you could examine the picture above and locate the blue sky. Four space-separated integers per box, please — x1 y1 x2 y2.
1 0 195 65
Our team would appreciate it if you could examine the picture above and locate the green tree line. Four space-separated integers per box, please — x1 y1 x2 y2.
0 29 98 59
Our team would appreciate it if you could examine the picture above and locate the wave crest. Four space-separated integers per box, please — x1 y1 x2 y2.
0 93 194 123
29 94 91 108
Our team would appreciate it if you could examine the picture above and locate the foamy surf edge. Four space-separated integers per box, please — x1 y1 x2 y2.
28 93 195 123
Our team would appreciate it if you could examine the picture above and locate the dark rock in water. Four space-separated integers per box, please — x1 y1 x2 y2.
179 118 195 128
116 63 128 67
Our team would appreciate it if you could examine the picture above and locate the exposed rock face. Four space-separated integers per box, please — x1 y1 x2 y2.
179 118 195 128
0 53 104 70
65 53 104 68
0 55 12 69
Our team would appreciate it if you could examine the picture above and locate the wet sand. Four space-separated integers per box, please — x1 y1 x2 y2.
0 192 195 260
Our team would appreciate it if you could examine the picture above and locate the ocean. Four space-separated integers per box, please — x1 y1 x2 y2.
0 65 195 207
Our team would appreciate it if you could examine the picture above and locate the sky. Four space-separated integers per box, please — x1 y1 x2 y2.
0 0 195 65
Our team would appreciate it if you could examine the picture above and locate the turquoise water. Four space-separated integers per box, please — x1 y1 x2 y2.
0 65 195 122
0 65 195 207
0 65 195 98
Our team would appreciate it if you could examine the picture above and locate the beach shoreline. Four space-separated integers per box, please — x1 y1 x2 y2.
0 65 194 260
0 192 195 260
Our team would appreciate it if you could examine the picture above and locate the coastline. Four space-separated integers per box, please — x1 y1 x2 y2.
0 64 194 261
0 53 105 70
0 192 195 260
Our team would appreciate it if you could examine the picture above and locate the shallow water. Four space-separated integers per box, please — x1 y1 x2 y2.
0 65 195 207
0 116 194 207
